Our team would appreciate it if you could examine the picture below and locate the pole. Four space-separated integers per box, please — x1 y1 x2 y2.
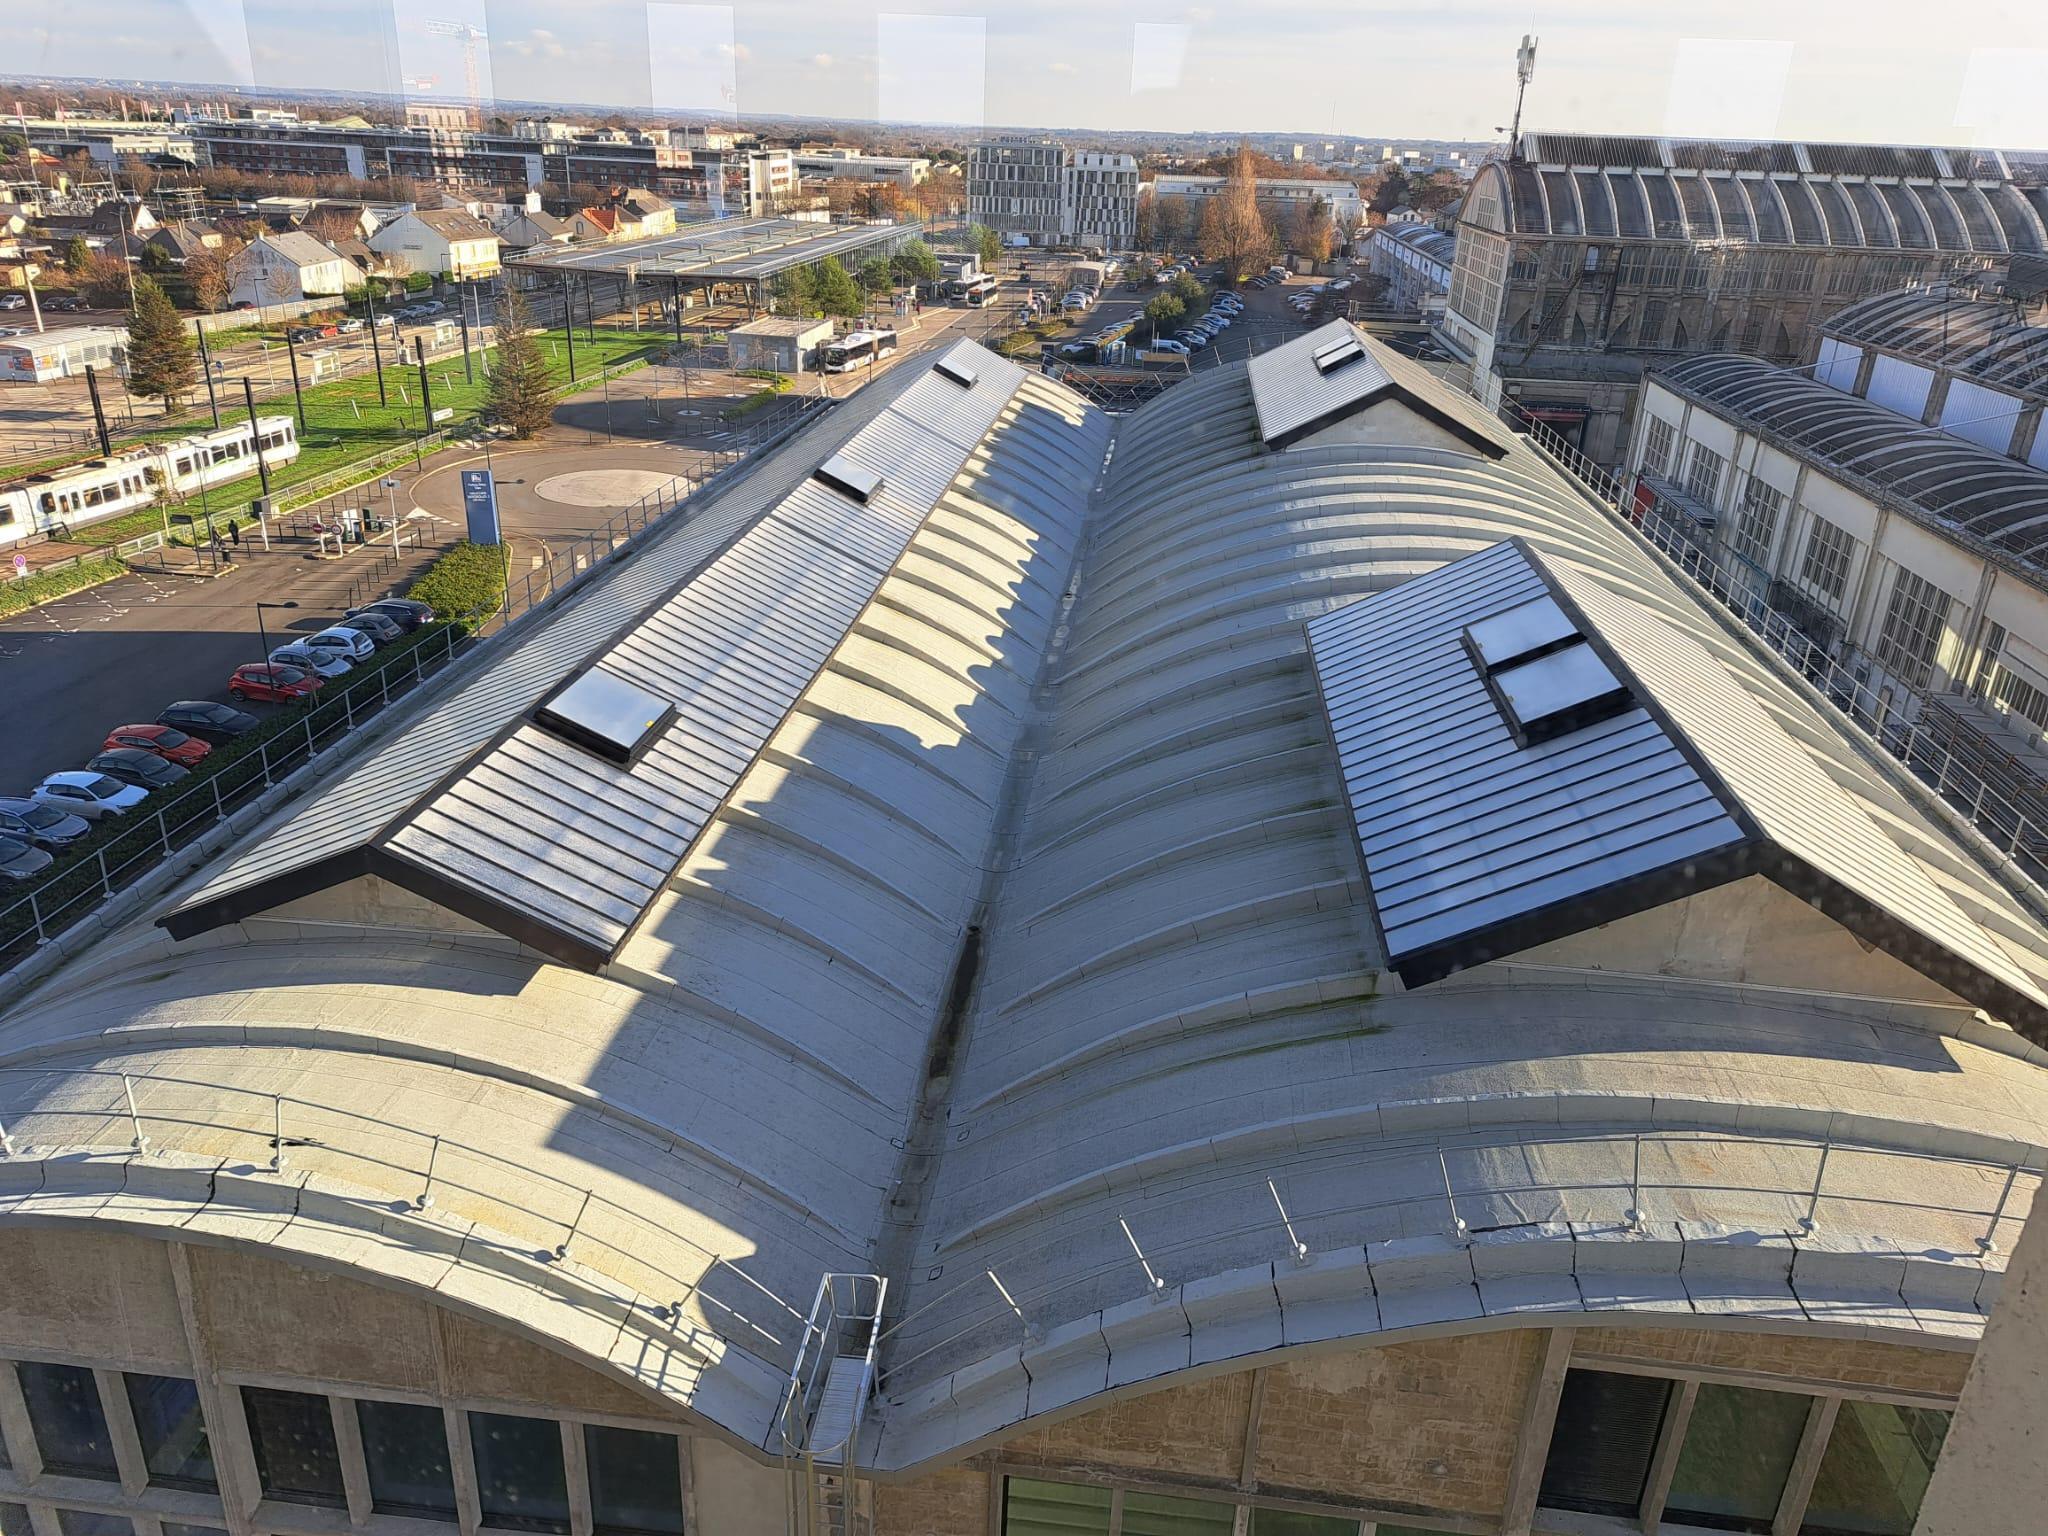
364 286 388 406
240 377 271 499
283 326 307 430
562 275 577 382
415 339 434 435
672 276 683 343
195 320 221 429
458 282 474 384
83 365 113 456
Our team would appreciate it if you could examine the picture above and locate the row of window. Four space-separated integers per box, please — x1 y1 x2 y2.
0 1363 685 1536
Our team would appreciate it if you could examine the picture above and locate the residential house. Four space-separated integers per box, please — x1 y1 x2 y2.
614 187 677 237
144 220 225 266
226 231 362 306
493 207 575 257
325 235 397 285
571 205 626 243
367 208 502 280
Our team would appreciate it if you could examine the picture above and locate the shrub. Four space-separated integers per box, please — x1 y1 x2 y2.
0 555 126 620
735 369 791 389
405 540 507 632
993 330 1040 358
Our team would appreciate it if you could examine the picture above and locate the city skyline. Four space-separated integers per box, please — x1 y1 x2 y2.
3 0 2045 148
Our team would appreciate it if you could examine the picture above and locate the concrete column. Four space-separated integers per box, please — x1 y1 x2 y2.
1915 1204 2048 1533
1500 1328 1573 1536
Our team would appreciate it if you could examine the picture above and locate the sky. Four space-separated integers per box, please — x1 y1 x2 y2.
4 0 2046 148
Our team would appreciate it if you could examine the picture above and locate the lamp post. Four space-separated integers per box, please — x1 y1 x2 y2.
255 600 298 661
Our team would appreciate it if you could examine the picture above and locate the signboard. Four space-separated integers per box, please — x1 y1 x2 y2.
431 407 453 424
11 553 26 579
459 468 501 546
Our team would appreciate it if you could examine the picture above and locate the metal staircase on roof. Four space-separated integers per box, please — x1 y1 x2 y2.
776 1273 887 1536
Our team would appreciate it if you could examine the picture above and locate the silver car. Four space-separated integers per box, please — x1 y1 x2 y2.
0 797 90 849
0 834 53 882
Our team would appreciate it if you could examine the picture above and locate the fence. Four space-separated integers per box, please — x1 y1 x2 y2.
1498 401 2048 890
867 1121 2040 1398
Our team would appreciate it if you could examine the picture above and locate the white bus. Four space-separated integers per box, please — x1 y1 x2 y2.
821 329 899 374
1 416 300 547
946 275 1001 308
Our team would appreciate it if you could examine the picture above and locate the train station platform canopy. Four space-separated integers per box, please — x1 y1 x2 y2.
504 215 923 284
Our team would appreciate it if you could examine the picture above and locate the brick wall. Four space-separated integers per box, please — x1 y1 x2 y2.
1571 1324 1969 1396
875 1466 990 1536
1002 1372 1254 1482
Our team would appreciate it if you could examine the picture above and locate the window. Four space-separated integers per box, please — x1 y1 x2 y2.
1684 442 1727 507
1798 516 1857 606
583 1426 683 1536
241 1386 345 1508
162 1526 229 1536
125 1375 216 1491
357 1400 457 1522
1121 1490 1234 1536
16 1362 119 1480
0 1506 29 1536
1004 1478 1111 1536
1539 1368 1674 1517
1664 1384 1814 1532
1249 1514 1361 1536
1874 568 1952 688
54 1513 131 1536
1733 477 1785 566
1801 1402 1948 1535
1642 415 1677 477
469 1413 570 1533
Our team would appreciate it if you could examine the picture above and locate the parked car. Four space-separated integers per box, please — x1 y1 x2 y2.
1174 330 1211 351
0 835 52 883
346 597 434 632
269 642 353 680
0 798 90 850
0 293 25 310
303 626 376 663
86 749 191 791
288 326 323 342
334 317 365 334
101 724 212 767
228 663 322 703
32 772 148 821
1060 291 1091 312
46 295 85 312
336 610 403 647
157 700 259 744
1145 338 1190 356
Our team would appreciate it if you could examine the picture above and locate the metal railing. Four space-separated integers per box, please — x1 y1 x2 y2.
869 1122 2039 1398
777 1273 888 1458
1498 401 2048 889
0 1063 808 1367
0 624 464 968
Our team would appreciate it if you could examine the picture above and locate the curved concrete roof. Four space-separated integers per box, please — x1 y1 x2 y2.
3 332 2046 1475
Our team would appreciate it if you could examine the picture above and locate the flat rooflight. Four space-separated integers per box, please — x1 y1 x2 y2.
1488 642 1634 747
1463 595 1580 673
1312 335 1366 374
934 357 978 389
813 453 883 505
533 667 676 768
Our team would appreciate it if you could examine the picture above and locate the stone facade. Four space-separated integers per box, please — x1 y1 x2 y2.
1571 1323 1970 1397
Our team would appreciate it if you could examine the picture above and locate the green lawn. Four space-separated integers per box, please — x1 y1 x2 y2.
14 325 660 544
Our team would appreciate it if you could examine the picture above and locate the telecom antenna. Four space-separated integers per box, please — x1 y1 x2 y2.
1508 35 1538 160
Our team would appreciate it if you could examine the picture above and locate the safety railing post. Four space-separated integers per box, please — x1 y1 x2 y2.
1802 1134 1832 1234
1439 1148 1469 1240
270 1094 286 1172
156 811 172 856
415 1134 441 1210
554 1188 593 1261
123 1073 150 1156
0 1114 13 1157
95 849 112 900
1627 1134 1645 1231
1978 1160 2024 1253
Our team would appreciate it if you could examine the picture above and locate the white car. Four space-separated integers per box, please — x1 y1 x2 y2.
303 626 377 664
1060 291 1092 311
1146 338 1190 355
270 642 354 679
32 771 148 821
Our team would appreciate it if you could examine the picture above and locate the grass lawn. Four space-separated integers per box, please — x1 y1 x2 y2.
14 325 660 543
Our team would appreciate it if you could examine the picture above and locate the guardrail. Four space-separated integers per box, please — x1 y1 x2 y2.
0 1062 809 1367
869 1122 2039 1397
1498 402 2048 890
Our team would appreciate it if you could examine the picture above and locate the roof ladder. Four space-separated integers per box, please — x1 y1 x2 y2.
776 1273 887 1536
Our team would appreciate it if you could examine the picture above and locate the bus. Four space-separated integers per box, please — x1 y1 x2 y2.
946 275 1001 308
821 329 899 374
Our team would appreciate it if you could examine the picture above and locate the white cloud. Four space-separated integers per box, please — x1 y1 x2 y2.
878 13 986 126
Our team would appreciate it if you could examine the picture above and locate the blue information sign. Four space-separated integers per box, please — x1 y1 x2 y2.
460 468 501 545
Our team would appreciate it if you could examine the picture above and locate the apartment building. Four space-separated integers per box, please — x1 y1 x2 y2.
0 325 2039 1536
1625 281 2048 739
1063 151 1140 250
1440 133 2047 463
968 136 1068 243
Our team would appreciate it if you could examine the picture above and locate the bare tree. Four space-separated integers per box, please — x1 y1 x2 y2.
1201 142 1274 282
186 247 231 313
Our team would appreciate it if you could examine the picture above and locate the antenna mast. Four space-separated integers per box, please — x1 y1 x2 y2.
1508 35 1538 160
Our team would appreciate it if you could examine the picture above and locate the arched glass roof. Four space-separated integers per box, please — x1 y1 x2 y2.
1660 353 2048 568
1824 286 2048 399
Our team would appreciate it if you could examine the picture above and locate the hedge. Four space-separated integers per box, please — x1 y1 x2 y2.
993 331 1041 358
405 540 508 632
723 387 787 420
0 555 127 620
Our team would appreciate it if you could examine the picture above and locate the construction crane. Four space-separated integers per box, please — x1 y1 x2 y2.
425 18 487 121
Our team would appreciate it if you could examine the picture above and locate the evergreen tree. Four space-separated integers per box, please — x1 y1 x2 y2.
62 234 90 272
814 257 863 318
890 238 940 286
483 286 554 439
124 275 196 413
773 264 818 317
1143 293 1184 339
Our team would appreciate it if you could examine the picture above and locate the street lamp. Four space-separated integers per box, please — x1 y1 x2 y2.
255 600 299 661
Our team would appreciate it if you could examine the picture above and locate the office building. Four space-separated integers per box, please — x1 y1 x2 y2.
968 136 1069 244
1441 134 2046 464
1 324 2041 1535
1148 173 1365 225
1063 151 1140 250
794 150 931 190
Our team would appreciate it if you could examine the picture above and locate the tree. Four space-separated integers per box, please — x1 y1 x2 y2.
140 242 173 274
1143 293 1183 339
482 286 554 439
814 257 863 318
81 252 133 309
773 264 818 317
185 247 231 313
856 255 891 299
62 235 91 273
1369 165 1410 215
1202 142 1272 281
125 275 197 412
1150 196 1186 253
1292 196 1335 265
966 222 1002 269
890 238 940 287
1168 271 1205 310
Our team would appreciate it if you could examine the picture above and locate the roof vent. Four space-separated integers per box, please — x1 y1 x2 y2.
813 454 883 505
533 667 676 768
1312 335 1366 375
934 357 977 389
1462 595 1634 747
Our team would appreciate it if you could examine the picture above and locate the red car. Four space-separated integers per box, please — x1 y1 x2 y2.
228 663 323 703
101 723 214 767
